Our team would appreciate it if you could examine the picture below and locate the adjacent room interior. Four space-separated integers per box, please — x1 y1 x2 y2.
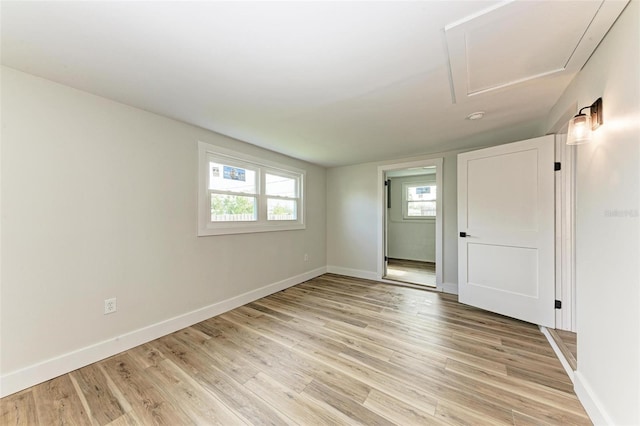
384 166 438 287
1 1 638 425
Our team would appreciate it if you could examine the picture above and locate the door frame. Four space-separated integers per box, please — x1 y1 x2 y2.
377 158 443 290
555 132 577 332
548 104 577 332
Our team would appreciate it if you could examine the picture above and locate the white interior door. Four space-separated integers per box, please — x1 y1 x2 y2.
457 135 555 327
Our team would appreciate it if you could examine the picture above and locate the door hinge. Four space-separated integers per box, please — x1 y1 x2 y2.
555 300 562 309
554 162 561 171
385 256 388 261
386 180 391 208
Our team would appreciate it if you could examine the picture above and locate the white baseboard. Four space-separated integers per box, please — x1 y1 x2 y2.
0 266 326 398
327 267 458 297
540 326 575 384
540 326 614 425
440 282 458 295
387 256 436 263
573 371 614 426
326 265 379 281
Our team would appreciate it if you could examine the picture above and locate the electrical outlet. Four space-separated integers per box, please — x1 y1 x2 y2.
104 297 117 315
304 253 309 262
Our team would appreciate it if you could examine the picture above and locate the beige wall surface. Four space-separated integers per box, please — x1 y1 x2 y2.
546 1 640 424
1 67 326 380
327 151 460 288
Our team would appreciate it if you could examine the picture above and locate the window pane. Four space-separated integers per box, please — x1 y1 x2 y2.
211 194 257 222
266 173 296 198
209 161 257 194
407 185 436 201
267 198 297 221
408 200 436 217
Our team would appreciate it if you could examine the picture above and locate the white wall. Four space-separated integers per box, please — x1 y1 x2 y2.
387 175 436 262
327 151 459 288
0 67 326 395
545 2 639 424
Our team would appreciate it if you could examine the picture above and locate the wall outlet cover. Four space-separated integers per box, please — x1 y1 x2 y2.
104 298 117 315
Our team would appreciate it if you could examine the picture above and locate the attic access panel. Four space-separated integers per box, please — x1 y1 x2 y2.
444 0 628 102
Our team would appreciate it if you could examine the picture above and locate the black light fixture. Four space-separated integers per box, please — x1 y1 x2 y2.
566 97 603 145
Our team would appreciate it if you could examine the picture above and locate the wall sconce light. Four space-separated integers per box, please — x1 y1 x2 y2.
566 97 603 145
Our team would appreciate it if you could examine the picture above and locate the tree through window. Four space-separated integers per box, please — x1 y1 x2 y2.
198 142 305 236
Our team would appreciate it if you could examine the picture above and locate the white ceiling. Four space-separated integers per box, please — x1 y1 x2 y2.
0 1 627 167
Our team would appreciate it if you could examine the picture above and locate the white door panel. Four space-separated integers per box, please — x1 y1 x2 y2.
458 135 555 327
467 149 539 233
467 244 539 296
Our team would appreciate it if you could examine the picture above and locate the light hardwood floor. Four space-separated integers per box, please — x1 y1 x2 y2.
550 329 578 371
385 258 436 287
1 274 591 425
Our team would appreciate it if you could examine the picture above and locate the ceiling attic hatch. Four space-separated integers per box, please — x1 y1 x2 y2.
444 0 628 103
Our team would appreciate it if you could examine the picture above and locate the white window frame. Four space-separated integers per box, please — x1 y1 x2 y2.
402 182 436 220
198 141 305 236
208 157 260 223
264 168 301 221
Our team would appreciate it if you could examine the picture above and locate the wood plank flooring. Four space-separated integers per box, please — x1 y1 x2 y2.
1 274 591 425
549 329 578 371
385 259 436 287
555 330 578 361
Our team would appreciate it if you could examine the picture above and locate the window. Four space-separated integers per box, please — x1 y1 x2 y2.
198 142 305 236
209 161 258 222
403 183 436 219
266 172 298 221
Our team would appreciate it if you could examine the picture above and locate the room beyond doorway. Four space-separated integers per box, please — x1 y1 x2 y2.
385 258 436 287
379 158 443 290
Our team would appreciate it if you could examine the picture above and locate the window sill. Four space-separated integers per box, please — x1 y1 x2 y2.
392 217 436 223
198 223 306 236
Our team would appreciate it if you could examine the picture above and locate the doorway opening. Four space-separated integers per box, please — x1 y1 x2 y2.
385 258 436 287
547 130 578 372
378 158 443 289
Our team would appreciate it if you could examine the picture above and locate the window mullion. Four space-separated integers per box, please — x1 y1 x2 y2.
259 168 266 224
